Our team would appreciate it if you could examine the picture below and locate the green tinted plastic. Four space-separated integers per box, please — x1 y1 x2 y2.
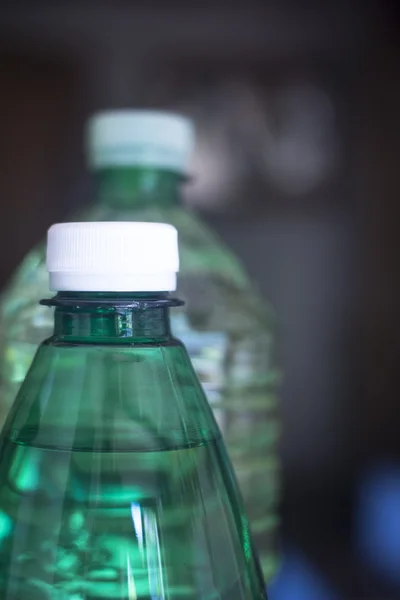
0 293 267 599
0 166 280 582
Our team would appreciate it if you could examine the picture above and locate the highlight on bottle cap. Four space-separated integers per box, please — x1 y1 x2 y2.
46 222 179 292
86 110 195 174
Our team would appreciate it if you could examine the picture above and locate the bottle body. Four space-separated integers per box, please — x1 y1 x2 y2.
0 171 280 580
0 294 266 599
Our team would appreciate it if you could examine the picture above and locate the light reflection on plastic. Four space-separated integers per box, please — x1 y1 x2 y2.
144 508 165 600
131 502 144 555
130 501 165 599
0 510 12 539
127 554 137 600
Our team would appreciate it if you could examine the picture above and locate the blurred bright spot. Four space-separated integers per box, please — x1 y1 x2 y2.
268 548 339 600
185 130 241 208
0 510 12 539
181 80 263 210
356 462 400 587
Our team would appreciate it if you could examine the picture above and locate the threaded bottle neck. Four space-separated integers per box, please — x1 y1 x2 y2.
44 292 181 344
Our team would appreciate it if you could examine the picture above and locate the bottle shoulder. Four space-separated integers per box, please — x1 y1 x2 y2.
7 337 220 452
0 243 49 323
2 243 47 292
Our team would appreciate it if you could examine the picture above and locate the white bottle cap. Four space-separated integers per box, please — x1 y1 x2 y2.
86 110 195 174
47 222 179 292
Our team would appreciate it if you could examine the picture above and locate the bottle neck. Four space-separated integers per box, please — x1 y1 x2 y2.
95 166 183 209
48 292 178 344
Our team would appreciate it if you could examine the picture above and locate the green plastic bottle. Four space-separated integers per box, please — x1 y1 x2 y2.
0 111 280 580
0 221 267 599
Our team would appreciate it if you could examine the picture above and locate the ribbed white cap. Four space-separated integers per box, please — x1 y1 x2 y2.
86 110 195 173
47 222 179 292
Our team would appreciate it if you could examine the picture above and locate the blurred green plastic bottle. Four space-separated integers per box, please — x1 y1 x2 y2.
0 221 267 599
0 111 280 581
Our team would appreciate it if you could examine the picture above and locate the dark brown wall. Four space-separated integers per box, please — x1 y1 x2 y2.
0 50 82 285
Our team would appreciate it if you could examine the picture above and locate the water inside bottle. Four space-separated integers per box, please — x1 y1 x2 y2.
0 427 263 600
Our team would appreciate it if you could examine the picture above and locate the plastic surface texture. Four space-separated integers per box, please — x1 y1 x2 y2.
47 222 179 292
0 164 280 581
0 292 267 599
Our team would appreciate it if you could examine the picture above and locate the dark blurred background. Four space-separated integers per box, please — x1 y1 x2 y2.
0 2 399 598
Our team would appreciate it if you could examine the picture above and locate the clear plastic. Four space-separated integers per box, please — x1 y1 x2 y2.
0 292 267 598
0 168 280 580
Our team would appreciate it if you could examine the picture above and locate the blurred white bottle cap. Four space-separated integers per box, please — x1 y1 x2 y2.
47 222 179 292
86 110 195 174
